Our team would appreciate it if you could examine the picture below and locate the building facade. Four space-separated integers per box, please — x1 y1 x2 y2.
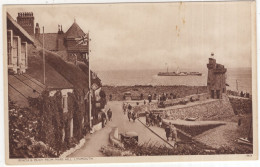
7 13 34 74
207 53 227 99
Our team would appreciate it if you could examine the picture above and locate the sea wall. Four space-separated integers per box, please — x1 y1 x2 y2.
158 94 234 121
228 96 252 115
103 85 207 101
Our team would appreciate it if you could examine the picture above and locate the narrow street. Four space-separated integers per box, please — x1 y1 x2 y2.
68 101 170 157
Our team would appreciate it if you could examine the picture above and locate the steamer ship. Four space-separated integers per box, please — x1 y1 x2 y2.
158 66 202 76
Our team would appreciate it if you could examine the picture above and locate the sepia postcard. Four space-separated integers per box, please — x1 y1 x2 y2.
2 0 258 165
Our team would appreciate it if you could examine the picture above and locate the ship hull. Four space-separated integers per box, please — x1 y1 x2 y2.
158 72 202 76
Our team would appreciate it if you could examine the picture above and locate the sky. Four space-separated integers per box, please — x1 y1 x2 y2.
6 1 254 71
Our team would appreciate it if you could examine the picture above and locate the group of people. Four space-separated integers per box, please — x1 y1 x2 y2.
240 91 250 98
165 122 178 142
122 102 139 122
145 111 162 127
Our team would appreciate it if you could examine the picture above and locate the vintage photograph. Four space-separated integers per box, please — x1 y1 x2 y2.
3 0 257 164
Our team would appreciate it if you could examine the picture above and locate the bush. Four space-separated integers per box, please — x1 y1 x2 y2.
9 98 57 158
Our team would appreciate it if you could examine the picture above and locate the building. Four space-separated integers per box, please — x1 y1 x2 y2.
207 53 227 99
8 12 106 154
16 12 89 64
7 13 34 74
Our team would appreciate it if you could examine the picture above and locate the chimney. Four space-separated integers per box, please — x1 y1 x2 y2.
35 23 40 39
17 12 35 36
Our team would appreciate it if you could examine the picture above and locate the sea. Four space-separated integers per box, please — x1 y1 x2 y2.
96 68 252 94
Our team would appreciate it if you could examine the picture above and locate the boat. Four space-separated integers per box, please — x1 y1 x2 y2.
158 66 202 76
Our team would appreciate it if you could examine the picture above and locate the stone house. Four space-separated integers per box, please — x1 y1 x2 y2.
16 12 89 64
7 12 105 153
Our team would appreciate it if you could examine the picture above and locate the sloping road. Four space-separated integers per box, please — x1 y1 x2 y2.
68 101 170 157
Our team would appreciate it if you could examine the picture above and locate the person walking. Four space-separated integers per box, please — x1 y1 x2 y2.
122 102 126 115
107 108 112 121
165 124 171 141
171 124 178 142
149 112 153 126
157 114 162 127
127 104 132 121
132 112 137 122
148 93 152 103
145 114 150 126
101 111 107 128
127 110 132 122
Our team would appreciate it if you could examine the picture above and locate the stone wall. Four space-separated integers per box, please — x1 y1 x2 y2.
103 85 207 101
228 96 252 115
160 94 234 121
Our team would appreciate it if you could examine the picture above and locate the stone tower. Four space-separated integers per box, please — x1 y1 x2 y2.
17 12 34 36
207 53 227 99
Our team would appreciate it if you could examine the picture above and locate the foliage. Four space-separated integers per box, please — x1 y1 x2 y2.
28 89 87 156
9 98 57 158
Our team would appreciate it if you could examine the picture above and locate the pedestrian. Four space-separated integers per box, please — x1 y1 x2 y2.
157 114 162 127
154 93 157 100
148 93 152 103
165 124 171 141
109 94 112 101
127 110 132 122
144 99 146 105
122 102 126 115
132 112 137 122
101 111 107 128
145 114 150 126
128 104 132 111
153 113 157 126
107 108 112 121
127 104 132 121
149 112 153 126
240 91 244 97
171 124 178 142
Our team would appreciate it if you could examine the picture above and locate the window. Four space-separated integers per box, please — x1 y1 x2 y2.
7 30 13 65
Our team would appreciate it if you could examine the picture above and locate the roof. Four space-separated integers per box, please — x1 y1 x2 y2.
37 33 66 51
27 44 90 90
7 12 34 44
77 61 102 88
65 22 85 38
27 52 74 90
8 74 46 107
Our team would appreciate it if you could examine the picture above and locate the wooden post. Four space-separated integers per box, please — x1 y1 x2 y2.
88 32 92 128
42 26 46 85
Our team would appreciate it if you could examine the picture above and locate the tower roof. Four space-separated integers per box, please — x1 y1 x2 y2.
65 22 85 38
